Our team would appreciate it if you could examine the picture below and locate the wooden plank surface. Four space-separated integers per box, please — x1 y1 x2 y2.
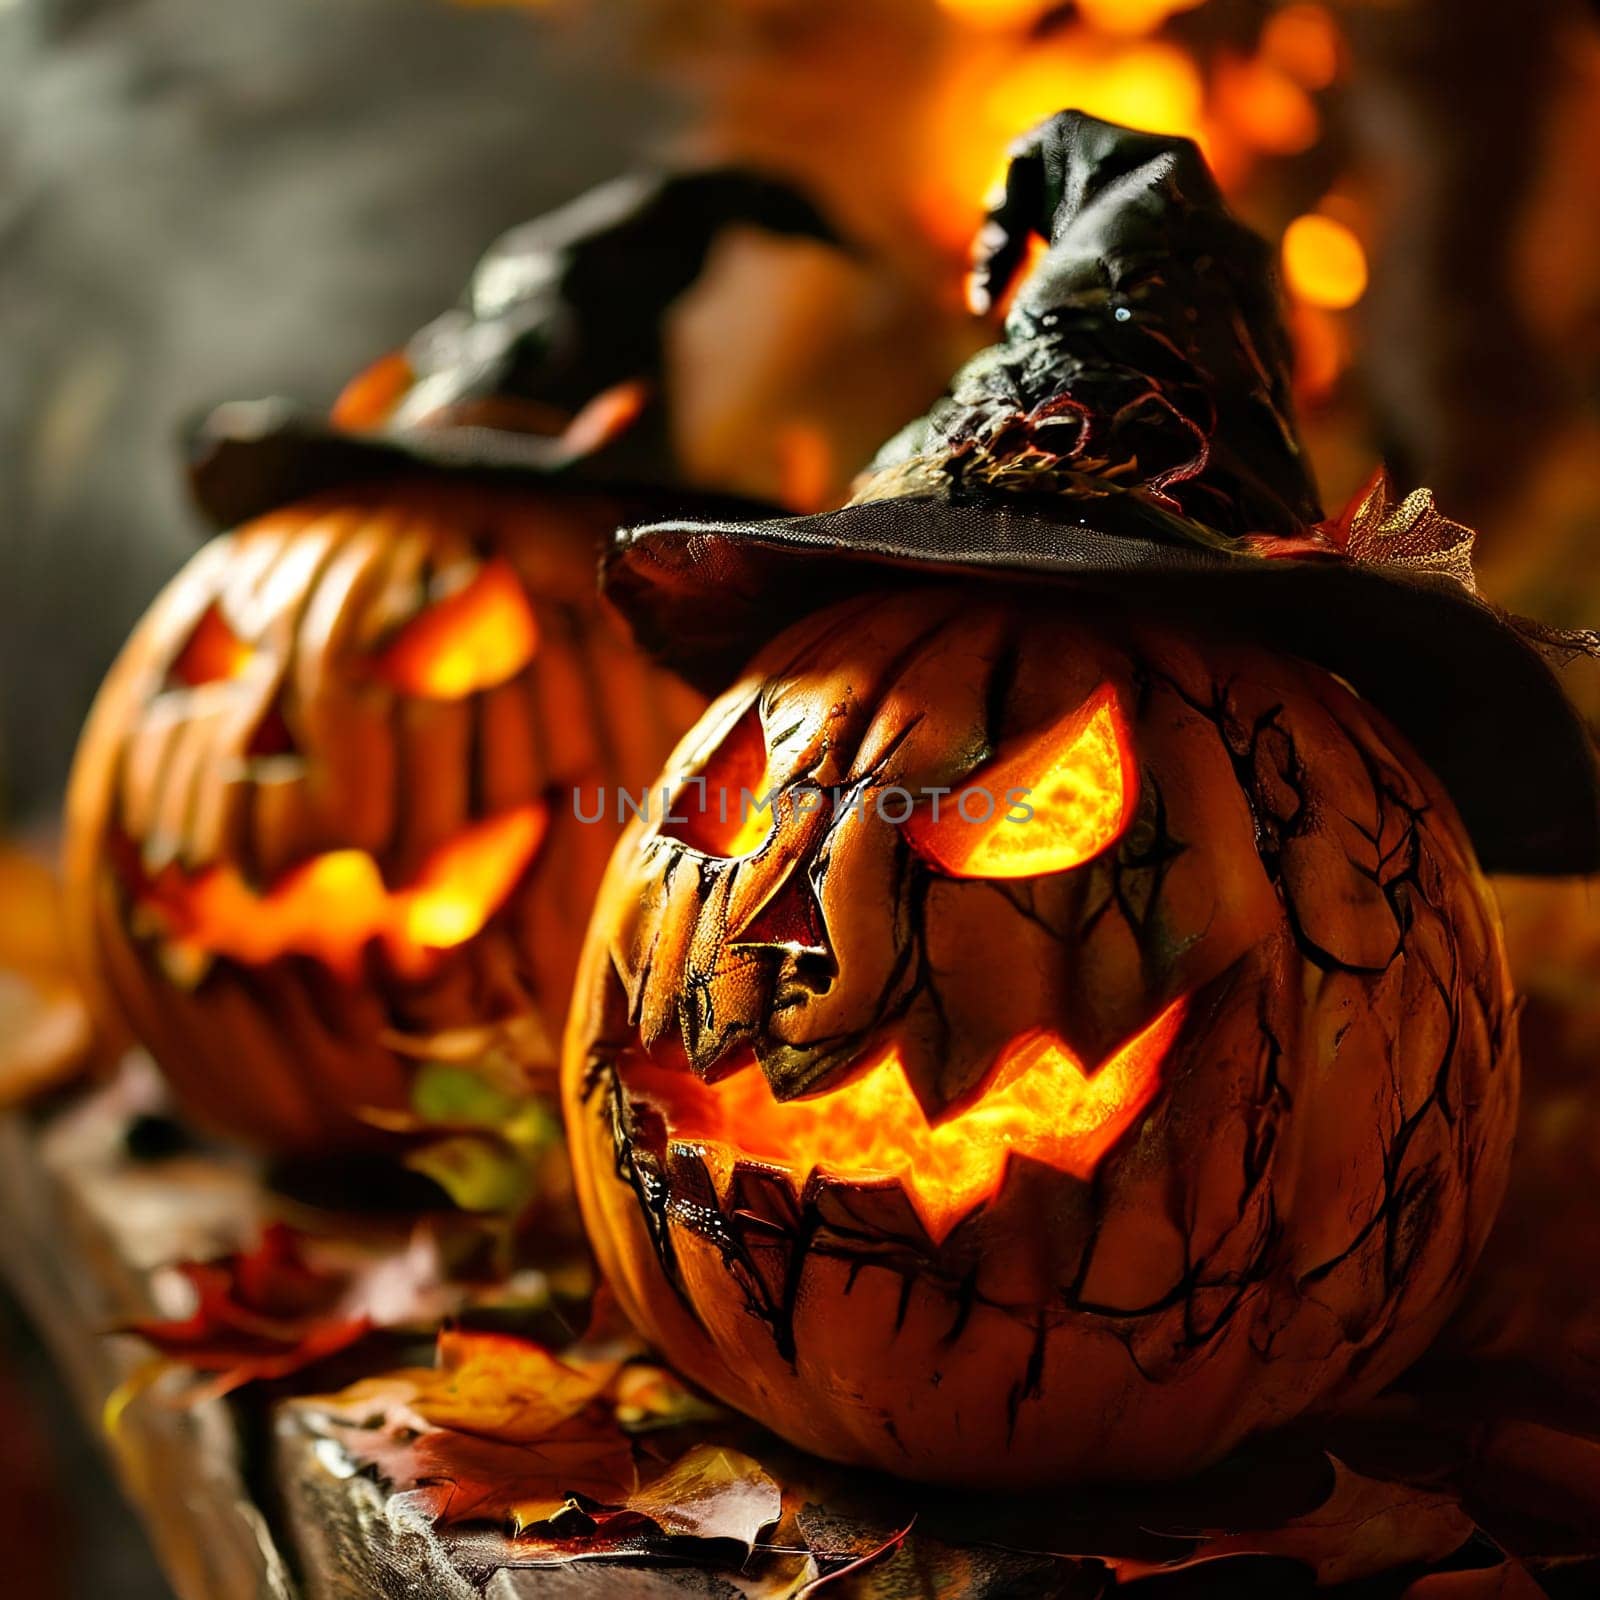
0 1060 293 1600
9 1053 1600 1600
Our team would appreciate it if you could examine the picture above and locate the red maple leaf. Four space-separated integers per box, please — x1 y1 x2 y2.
122 1224 377 1396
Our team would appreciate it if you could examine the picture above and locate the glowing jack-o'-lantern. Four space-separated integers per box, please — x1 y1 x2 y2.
64 169 839 1153
563 584 1518 1484
560 114 1600 1485
67 481 704 1151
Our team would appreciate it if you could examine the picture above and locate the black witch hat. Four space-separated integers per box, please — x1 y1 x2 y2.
605 112 1600 877
187 168 841 530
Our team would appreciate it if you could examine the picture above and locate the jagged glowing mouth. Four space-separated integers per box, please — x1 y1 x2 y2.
617 998 1187 1242
134 804 546 982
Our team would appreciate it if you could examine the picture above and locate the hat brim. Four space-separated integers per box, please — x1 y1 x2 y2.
605 498 1600 877
187 399 780 530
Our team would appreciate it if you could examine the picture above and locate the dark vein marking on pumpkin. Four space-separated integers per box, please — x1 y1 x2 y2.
1157 674 1273 840
766 713 809 751
846 711 927 791
980 633 1023 767
862 611 978 744
1111 778 1192 965
944 1267 981 1346
880 1415 911 1457
671 1148 788 1338
1004 1313 1050 1443
578 961 634 1101
1279 895 1400 978
1244 1009 1291 1200
769 1184 829 1366
1160 672 1418 977
605 1070 700 1327
892 1271 919 1336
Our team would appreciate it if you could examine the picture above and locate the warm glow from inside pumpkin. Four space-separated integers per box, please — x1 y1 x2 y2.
659 702 779 859
906 685 1135 878
632 998 1186 1240
378 558 538 698
140 804 545 981
170 605 256 687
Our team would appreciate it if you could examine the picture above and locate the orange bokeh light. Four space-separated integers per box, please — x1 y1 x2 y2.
986 38 1206 147
378 557 538 699
924 35 1210 246
639 997 1187 1240
936 0 1053 27
923 0 1343 251
142 803 546 981
1282 212 1369 310
906 685 1135 879
1261 4 1342 91
171 605 256 688
1212 55 1320 156
1075 0 1208 39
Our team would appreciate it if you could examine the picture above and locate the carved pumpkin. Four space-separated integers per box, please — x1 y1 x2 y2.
563 583 1517 1484
66 479 704 1151
64 169 840 1154
558 110 1595 1489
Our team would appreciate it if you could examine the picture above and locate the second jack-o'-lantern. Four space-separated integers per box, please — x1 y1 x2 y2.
65 172 838 1153
566 116 1600 1484
69 480 705 1153
567 584 1514 1484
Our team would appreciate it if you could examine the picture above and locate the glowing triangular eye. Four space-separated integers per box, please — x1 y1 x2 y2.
378 558 538 698
905 685 1136 879
658 701 776 859
169 603 256 688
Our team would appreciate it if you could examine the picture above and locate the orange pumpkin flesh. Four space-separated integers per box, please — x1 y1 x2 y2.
67 479 704 1153
563 583 1517 1486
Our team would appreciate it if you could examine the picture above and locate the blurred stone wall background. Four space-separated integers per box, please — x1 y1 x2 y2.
0 0 674 825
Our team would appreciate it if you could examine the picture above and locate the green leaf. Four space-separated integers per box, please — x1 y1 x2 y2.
502 1096 561 1158
405 1135 536 1215
410 1061 524 1131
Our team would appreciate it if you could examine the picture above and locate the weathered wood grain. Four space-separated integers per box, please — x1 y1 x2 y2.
0 1060 292 1600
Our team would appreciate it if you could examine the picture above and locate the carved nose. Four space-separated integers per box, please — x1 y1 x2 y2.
728 856 835 994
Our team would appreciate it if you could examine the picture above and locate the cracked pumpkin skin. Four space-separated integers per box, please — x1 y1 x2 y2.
563 584 1518 1486
66 480 703 1152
